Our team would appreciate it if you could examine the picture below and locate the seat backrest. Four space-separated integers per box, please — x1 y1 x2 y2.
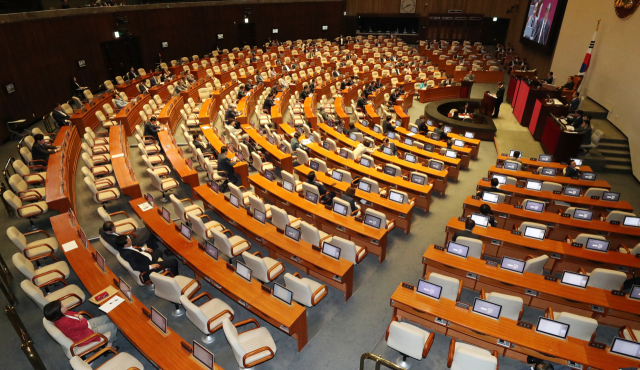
518 221 547 235
485 292 523 321
573 233 604 245
330 236 358 264
300 221 322 247
43 317 74 358
524 255 548 275
170 194 192 223
284 273 313 306
451 345 497 370
455 237 483 259
584 187 607 198
522 199 545 212
8 174 28 194
248 194 268 215
554 312 598 341
606 211 635 223
541 181 562 192
427 272 460 301
360 177 380 193
150 272 182 303
20 279 48 310
116 253 145 286
587 268 626 290
4 190 22 211
12 253 35 279
211 229 234 258
310 159 327 173
270 206 291 231
241 252 268 281
222 318 245 360
7 226 28 251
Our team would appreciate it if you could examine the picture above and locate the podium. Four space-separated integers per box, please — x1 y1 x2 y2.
513 80 561 127
541 114 583 162
529 98 569 141
478 92 496 116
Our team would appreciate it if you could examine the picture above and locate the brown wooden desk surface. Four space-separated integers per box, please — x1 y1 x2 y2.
199 124 250 189
158 96 186 134
334 97 350 126
270 90 291 125
115 94 151 136
157 131 200 190
116 74 154 98
421 124 482 152
488 166 611 190
496 155 593 173
393 126 474 164
390 284 636 370
422 246 640 330
476 179 634 214
241 124 293 174
249 174 391 262
193 185 355 301
304 94 318 131
445 217 640 276
50 213 216 370
236 85 263 126
462 196 640 249
46 126 81 215
418 85 462 103
70 92 116 134
108 125 142 200
130 197 309 352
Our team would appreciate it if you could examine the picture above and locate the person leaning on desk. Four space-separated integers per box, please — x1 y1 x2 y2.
564 160 581 177
144 116 162 142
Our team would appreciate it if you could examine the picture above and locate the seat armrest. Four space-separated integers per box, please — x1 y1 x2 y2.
181 279 201 299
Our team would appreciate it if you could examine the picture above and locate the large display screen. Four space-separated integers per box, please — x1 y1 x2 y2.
520 0 567 52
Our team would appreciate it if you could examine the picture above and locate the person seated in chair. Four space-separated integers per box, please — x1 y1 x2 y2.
452 218 480 242
113 95 127 109
576 117 593 155
564 160 581 177
32 133 60 163
480 204 498 227
225 103 239 126
476 178 504 197
562 76 575 90
116 235 179 282
378 137 398 156
218 146 240 190
144 116 162 142
99 221 160 253
193 135 214 154
341 186 359 215
306 171 329 202
53 104 72 127
44 301 118 350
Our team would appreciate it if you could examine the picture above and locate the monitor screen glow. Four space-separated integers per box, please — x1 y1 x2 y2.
273 283 293 305
581 172 596 181
162 207 171 223
526 180 542 191
310 161 320 171
411 174 425 185
205 241 219 260
405 153 416 163
541 167 557 177
443 126 452 133
360 157 371 168
610 337 640 360
322 140 331 150
364 214 381 229
151 307 168 334
382 147 393 156
235 262 252 282
119 277 132 300
358 181 371 193
333 202 348 216
561 271 589 288
472 298 502 320
504 162 519 171
585 238 609 252
416 279 442 300
388 190 404 204
465 132 474 139
264 170 274 181
482 192 499 204
331 171 343 181
193 341 215 369
285 225 300 241
470 213 489 227
623 216 640 228
524 200 545 213
538 154 552 162
322 242 341 260
229 194 240 208
500 256 526 273
454 139 465 147
602 192 620 202
283 180 294 192
305 191 318 204
181 224 192 240
563 187 581 197
445 150 457 159
492 174 507 185
573 209 593 221
339 149 349 159
254 209 266 224
447 241 469 258
404 138 413 146
629 285 640 301
535 317 569 340
429 161 443 170
524 226 545 240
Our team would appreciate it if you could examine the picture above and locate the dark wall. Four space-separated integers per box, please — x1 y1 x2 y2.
0 1 344 141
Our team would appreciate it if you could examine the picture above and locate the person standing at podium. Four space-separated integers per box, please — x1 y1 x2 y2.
492 82 505 118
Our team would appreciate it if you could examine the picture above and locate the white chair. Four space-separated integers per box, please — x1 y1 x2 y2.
84 177 121 209
455 237 484 259
523 254 549 275
447 340 498 370
222 318 277 368
7 226 59 262
229 183 251 207
8 173 45 201
426 272 461 301
97 208 138 235
270 206 301 231
481 290 523 321
583 268 626 291
518 221 547 237
149 272 200 317
619 243 640 255
13 159 46 185
4 190 49 229
386 317 434 368
281 170 303 192
331 235 367 264
283 273 327 307
248 194 272 219
606 211 635 223
21 278 85 311
241 251 284 283
43 315 110 359
300 221 332 248
211 228 250 260
619 326 640 343
251 152 275 174
147 168 178 202
546 309 598 341
190 213 224 240
169 194 203 224
81 143 111 165
364 209 395 231
81 153 113 177
69 349 144 370
180 293 234 343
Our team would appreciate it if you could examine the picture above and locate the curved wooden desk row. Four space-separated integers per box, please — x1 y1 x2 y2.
303 94 318 131
421 246 640 330
476 179 633 214
462 196 640 249
115 73 157 98
149 75 182 101
496 155 593 173
157 130 200 191
50 213 215 370
249 174 391 263
294 165 414 235
310 122 450 195
414 122 482 156
236 85 264 126
157 96 186 134
193 185 355 301
355 122 462 180
241 124 294 175
114 93 152 136
270 90 291 125
392 125 475 162
46 126 81 215
108 125 142 200
488 166 611 191
130 197 309 352
199 125 250 189
197 81 240 127
389 284 637 370
70 91 117 134
444 218 640 277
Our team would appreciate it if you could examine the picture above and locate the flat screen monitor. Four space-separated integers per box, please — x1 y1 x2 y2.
388 190 404 204
333 202 348 216
464 132 474 139
405 153 417 163
229 194 240 208
309 160 320 171
349 132 357 141
264 170 274 181
416 279 442 300
429 161 443 171
283 180 294 192
563 187 581 197
383 165 395 176
470 213 489 228
280 143 287 153
364 213 381 229
624 216 640 228
526 180 542 191
424 143 435 152
573 209 593 221
427 120 433 126
472 298 502 320
561 271 589 288
629 285 640 301
205 241 218 260
358 181 371 193
602 192 620 202
410 174 425 185
96 251 106 273
322 141 330 150
235 262 252 282
492 174 507 185
446 241 469 258
360 157 371 168
254 209 266 224
151 307 168 334
395 119 401 127
268 136 275 145
404 137 414 146
161 207 171 223
453 139 465 147
387 132 395 139
503 161 519 171
331 170 343 182
482 192 500 204
373 125 381 133
571 158 582 167
431 133 440 141
610 337 640 360
322 242 341 260
521 0 567 50
382 146 393 155
524 200 545 213
285 225 300 242
538 154 552 162
443 126 452 133
210 181 219 193
118 277 132 301
541 167 556 177
500 256 526 273
146 193 154 206
272 283 293 305
336 126 344 134
411 126 418 133
339 149 349 159
445 150 457 159
523 226 545 240
535 317 569 340
581 172 596 181
193 341 215 369
585 238 609 252
181 224 192 240
305 191 318 204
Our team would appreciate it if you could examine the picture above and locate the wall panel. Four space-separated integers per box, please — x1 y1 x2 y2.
346 0 519 18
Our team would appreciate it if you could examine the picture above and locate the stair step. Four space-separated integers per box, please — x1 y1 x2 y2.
599 137 629 145
598 142 629 150
598 149 631 158
602 157 632 164
603 164 633 173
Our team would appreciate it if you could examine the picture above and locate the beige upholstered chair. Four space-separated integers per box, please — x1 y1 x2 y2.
284 273 327 307
241 251 284 283
180 293 234 343
21 279 85 311
222 318 277 368
447 340 498 370
69 350 144 370
386 317 435 368
149 272 200 317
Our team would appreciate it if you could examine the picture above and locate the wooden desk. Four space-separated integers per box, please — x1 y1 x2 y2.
108 125 142 200
193 185 355 301
115 74 154 98
115 94 151 136
270 90 291 125
241 124 293 175
303 94 318 131
476 179 634 214
390 284 638 370
421 245 640 330
130 197 308 352
392 126 473 165
488 166 611 191
157 96 186 134
199 125 249 189
462 196 640 249
334 97 350 126
46 126 81 215
249 174 391 262
70 92 116 134
418 85 463 103
157 131 200 191
149 77 179 101
420 125 482 157
496 155 593 173
236 85 263 126
50 213 215 370
444 217 639 277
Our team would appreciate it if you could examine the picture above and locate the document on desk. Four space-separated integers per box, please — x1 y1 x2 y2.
138 202 153 212
301 139 312 146
201 126 211 130
99 295 125 313
407 133 416 137
62 240 79 252
111 153 124 159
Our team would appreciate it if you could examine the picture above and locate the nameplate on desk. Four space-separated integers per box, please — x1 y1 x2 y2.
333 275 342 282
591 305 605 313
402 282 414 290
225 262 235 272
588 341 606 350
517 321 533 329
544 276 558 282
610 220 620 225
282 200 289 206
514 205 523 209
510 231 522 236
496 339 512 348
371 239 379 245
516 184 524 188
485 260 498 267
434 317 448 326
311 245 321 252
279 325 290 333
472 195 480 200
550 253 561 260
458 217 467 222
455 301 470 310
525 289 538 297
571 242 583 248
561 162 568 165
553 190 562 194
529 157 537 161
229 220 237 226
561 213 571 218
465 272 477 280
617 266 629 273
336 225 345 232
496 165 502 169
571 176 579 180
434 245 445 251
290 255 300 263
491 240 501 246
532 171 539 175
611 290 626 297
591 196 600 200
238 299 248 308
261 284 272 294
501 153 507 157
566 361 583 370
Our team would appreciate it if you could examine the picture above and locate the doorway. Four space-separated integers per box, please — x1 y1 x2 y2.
237 23 256 49
101 37 143 80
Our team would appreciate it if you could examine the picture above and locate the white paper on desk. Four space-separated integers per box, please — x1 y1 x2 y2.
111 153 124 159
301 139 312 145
201 125 210 130
360 199 368 205
99 295 125 313
138 202 153 212
407 133 416 137
62 241 78 252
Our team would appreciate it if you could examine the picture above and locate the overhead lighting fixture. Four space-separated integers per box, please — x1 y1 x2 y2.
322 26 328 30
343 11 346 16
244 17 249 23
493 17 498 21
114 31 120 38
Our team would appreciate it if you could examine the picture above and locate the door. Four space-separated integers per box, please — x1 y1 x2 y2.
237 23 256 49
101 37 143 80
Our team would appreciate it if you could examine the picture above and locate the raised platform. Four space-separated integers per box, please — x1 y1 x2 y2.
424 98 497 141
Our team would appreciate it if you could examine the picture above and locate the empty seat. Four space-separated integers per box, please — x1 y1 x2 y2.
283 273 327 307
180 292 234 343
447 340 498 370
547 309 598 341
523 254 549 275
241 251 284 283
211 228 250 260
386 317 434 367
69 350 144 370
222 318 277 368
481 290 523 321
4 190 49 229
426 272 461 301
7 226 59 262
21 279 85 311
12 253 70 288
149 272 200 317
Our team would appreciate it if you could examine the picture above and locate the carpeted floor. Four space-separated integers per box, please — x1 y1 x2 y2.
1 86 639 370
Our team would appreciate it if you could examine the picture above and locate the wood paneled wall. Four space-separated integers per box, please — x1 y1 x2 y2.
0 0 344 142
346 0 519 18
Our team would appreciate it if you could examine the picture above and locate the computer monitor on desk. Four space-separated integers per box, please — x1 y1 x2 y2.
526 180 542 191
192 341 215 369
205 241 219 260
472 298 502 320
235 262 252 282
561 271 589 288
331 170 343 182
273 283 293 305
524 200 545 213
492 174 507 185
585 238 609 252
610 338 640 360
470 213 489 228
523 226 545 240
541 168 557 177
283 180 294 192
364 213 381 229
446 241 469 258
305 191 318 204
623 216 640 228
500 256 525 273
416 279 442 300
405 153 417 163
322 242 341 260
465 132 474 139
151 307 168 334
285 225 300 242
481 192 499 204
309 161 320 171
538 154 552 162
535 317 569 339
573 209 593 221
563 187 581 197
602 192 620 202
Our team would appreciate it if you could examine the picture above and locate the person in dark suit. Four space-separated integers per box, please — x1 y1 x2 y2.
262 93 275 113
149 75 159 87
545 72 554 85
193 136 214 154
338 35 345 48
225 104 239 124
116 235 178 282
341 186 359 215
236 85 247 101
462 103 473 114
576 117 593 148
299 85 310 101
52 104 72 127
452 219 480 242
217 146 240 189
480 204 498 227
388 90 398 106
138 83 149 94
332 68 341 78
567 92 580 112
356 93 368 112
382 116 395 135
535 3 552 45
564 160 581 177
70 77 86 98
306 171 329 202
415 115 427 133
144 117 162 142
256 73 264 83
31 134 59 163
99 221 159 252
477 178 505 197
492 82 505 118
569 110 584 128
562 77 574 90
126 67 139 81
433 122 446 138
308 80 316 93
379 138 398 156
